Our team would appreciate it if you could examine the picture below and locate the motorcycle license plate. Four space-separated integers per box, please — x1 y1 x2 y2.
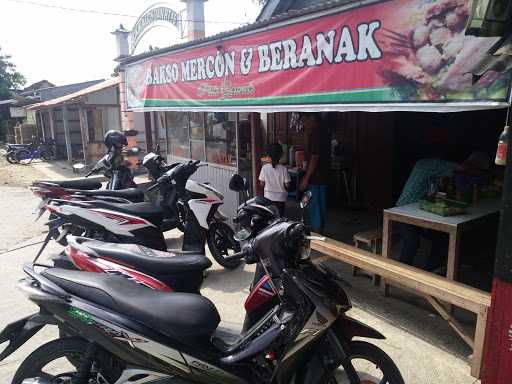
34 199 48 221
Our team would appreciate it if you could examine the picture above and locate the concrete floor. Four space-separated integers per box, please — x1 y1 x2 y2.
0 162 481 383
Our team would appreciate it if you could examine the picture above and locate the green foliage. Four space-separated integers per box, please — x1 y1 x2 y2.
0 46 25 99
0 46 25 141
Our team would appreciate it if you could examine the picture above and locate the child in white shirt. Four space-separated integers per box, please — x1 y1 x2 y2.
258 144 291 217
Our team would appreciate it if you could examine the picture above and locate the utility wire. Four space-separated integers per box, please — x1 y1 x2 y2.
5 0 248 24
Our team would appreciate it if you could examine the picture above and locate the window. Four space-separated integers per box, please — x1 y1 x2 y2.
166 112 190 158
205 112 237 167
165 111 237 167
189 112 205 161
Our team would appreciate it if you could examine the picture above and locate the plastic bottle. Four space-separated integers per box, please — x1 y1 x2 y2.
495 126 509 166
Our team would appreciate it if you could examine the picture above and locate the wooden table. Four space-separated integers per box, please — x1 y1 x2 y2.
381 199 501 295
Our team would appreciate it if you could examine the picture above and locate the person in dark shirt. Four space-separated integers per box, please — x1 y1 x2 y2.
299 113 330 233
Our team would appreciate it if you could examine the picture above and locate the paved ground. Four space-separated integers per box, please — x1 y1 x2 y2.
0 159 481 383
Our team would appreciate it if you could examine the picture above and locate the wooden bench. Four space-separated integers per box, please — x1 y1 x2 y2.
312 236 491 379
352 229 382 285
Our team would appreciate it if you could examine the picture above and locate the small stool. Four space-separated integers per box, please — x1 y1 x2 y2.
352 229 382 286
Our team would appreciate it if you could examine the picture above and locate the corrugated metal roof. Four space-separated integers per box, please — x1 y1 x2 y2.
258 0 352 21
20 79 104 101
119 0 364 66
28 77 120 110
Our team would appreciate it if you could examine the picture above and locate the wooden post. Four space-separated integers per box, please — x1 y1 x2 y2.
144 112 153 152
78 105 89 164
62 105 73 164
38 112 45 141
482 129 512 383
250 112 262 196
48 108 56 140
381 213 393 296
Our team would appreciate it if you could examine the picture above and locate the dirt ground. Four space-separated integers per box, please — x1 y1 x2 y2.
0 149 50 187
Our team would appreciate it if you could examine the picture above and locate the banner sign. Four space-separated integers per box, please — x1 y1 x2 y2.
125 0 511 110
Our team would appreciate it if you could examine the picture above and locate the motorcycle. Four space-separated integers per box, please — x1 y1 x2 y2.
30 149 171 207
5 143 31 164
0 216 404 384
6 139 56 164
177 176 241 269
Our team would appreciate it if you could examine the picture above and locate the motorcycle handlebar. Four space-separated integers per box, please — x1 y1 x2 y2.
146 182 161 192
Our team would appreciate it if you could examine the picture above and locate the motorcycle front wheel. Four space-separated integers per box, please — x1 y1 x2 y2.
5 152 18 164
207 221 241 269
326 341 404 384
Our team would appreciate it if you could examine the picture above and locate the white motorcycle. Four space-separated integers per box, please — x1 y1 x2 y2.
183 177 242 269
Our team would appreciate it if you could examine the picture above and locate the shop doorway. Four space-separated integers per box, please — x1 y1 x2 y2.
270 109 505 292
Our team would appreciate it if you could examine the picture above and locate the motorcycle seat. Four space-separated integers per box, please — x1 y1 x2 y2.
71 188 145 201
80 239 211 274
86 201 163 220
42 268 220 338
36 179 102 190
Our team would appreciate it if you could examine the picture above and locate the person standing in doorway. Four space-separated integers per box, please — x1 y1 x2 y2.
299 113 330 233
259 144 291 217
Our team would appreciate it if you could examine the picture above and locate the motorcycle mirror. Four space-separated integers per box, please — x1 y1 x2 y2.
229 174 245 192
156 143 160 153
300 191 313 209
126 146 141 156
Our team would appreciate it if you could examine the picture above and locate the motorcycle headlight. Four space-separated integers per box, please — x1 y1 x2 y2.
234 228 252 242
299 241 311 260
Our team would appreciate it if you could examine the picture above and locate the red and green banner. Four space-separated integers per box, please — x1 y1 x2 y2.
124 0 511 110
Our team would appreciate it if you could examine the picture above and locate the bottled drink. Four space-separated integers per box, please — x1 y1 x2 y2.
495 126 509 166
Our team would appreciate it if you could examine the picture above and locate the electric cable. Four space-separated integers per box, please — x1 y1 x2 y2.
5 0 249 25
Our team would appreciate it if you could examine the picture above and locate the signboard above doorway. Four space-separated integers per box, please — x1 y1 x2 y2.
123 0 512 112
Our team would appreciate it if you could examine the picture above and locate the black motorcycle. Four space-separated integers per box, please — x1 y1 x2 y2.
0 218 404 384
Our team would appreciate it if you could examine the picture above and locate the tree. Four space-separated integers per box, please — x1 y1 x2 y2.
0 47 26 141
0 47 25 99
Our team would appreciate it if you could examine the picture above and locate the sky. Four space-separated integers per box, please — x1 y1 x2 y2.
0 0 262 87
